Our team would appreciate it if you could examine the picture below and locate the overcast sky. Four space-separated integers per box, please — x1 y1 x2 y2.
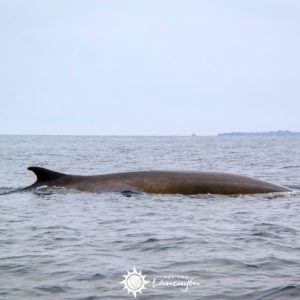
1 0 299 135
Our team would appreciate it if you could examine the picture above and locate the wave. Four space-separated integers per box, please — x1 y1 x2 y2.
240 284 300 300
281 165 300 169
0 187 25 195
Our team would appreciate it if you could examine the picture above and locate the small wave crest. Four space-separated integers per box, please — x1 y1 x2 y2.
244 284 300 299
281 165 300 169
0 187 24 196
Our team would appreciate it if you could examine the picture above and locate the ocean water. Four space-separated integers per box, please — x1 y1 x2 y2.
0 135 300 300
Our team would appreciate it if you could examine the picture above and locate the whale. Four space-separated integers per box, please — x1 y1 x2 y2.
25 166 291 195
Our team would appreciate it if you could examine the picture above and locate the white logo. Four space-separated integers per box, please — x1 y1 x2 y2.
120 267 149 298
152 275 201 292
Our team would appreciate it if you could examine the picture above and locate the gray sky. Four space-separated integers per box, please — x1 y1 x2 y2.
1 0 299 135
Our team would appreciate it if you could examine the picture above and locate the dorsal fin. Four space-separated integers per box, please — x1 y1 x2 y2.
27 166 66 184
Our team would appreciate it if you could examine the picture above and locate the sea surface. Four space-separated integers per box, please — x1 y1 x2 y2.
0 135 300 300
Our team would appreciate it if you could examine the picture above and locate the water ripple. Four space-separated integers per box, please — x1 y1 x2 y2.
1 136 300 299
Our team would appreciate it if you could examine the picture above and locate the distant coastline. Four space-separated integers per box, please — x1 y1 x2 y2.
217 130 300 136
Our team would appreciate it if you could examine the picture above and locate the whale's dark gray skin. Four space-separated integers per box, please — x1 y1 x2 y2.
25 166 291 195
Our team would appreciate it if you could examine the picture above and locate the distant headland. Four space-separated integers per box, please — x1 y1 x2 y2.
217 130 300 136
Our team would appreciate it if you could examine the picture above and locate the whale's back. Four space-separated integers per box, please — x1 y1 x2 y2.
26 167 291 195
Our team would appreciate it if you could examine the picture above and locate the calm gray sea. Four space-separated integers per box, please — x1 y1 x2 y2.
1 135 300 300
